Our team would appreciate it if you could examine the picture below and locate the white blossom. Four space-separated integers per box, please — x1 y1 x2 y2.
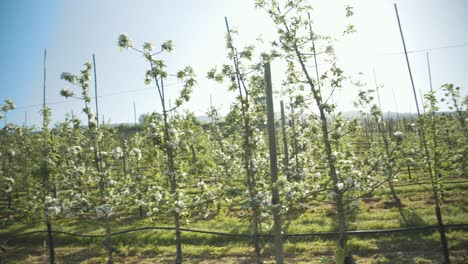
95 204 114 217
149 122 157 129
196 181 206 189
68 146 82 156
112 147 124 159
8 149 15 157
194 196 202 205
168 142 177 150
5 177 14 184
174 200 185 214
46 157 56 167
45 196 61 216
130 148 142 160
393 131 404 141
336 182 344 190
60 88 74 98
117 33 133 49
5 99 15 109
161 40 174 52
60 72 77 84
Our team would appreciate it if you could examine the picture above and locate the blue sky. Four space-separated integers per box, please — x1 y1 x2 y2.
1 0 467 127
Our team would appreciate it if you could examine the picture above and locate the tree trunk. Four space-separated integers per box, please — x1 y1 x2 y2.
46 219 55 264
163 110 183 264
105 215 113 264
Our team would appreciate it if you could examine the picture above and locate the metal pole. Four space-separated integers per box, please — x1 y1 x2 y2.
394 3 421 115
394 4 450 263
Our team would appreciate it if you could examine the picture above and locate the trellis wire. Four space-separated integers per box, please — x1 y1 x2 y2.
1 223 467 240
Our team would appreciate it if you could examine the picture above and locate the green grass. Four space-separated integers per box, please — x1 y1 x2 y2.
1 179 467 263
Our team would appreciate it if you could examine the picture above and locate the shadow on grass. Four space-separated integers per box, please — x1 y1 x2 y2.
399 208 427 228
353 230 443 263
58 247 106 263
1 245 45 264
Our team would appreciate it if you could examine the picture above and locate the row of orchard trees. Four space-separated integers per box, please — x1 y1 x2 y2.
1 1 467 263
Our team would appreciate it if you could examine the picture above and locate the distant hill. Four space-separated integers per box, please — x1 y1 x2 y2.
108 111 454 130
340 111 419 120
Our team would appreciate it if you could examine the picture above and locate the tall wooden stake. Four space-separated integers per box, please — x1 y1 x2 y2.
43 50 46 110
373 69 383 110
419 88 426 113
210 95 214 123
280 101 290 181
42 48 55 264
169 99 174 118
394 4 450 263
133 101 137 128
426 53 433 92
93 54 100 127
264 62 284 264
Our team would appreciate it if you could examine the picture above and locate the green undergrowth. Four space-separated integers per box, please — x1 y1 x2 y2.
1 179 467 263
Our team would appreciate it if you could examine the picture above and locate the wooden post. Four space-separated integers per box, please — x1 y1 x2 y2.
209 95 214 123
133 101 137 128
280 101 290 181
93 54 100 127
264 62 284 264
43 49 46 110
373 69 383 111
426 52 433 93
289 98 299 181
